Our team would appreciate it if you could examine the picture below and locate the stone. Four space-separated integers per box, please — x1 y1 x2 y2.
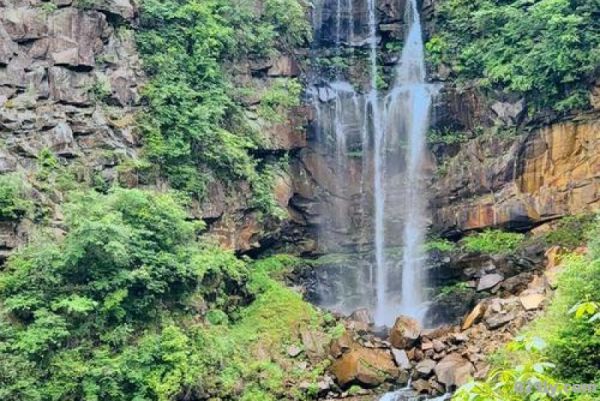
434 353 474 388
267 55 300 77
477 274 504 291
389 316 421 349
491 99 526 125
300 330 328 363
432 339 446 353
462 302 486 330
2 7 48 42
483 298 521 329
519 294 545 311
545 246 565 269
350 308 373 325
329 347 398 388
94 0 136 19
48 67 92 105
421 341 433 351
412 378 432 394
287 345 303 357
391 348 411 370
416 358 436 376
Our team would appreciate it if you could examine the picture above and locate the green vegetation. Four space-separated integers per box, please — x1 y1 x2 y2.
455 217 600 400
427 129 468 145
425 237 457 252
428 0 600 113
258 78 303 123
539 214 596 249
0 174 33 221
0 189 334 400
462 229 525 254
135 0 309 210
437 282 470 297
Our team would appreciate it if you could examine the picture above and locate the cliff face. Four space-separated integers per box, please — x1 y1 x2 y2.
0 0 312 258
431 117 600 235
1 0 598 263
0 0 141 261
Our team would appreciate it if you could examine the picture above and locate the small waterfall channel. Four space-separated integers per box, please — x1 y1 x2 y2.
309 0 437 326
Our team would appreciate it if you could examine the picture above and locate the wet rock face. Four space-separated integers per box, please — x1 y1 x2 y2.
431 119 600 235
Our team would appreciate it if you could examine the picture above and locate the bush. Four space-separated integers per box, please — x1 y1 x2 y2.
540 214 596 249
429 0 600 113
0 192 332 400
462 229 524 254
425 237 457 252
0 174 32 221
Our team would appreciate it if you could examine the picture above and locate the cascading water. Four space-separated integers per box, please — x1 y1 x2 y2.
310 0 436 326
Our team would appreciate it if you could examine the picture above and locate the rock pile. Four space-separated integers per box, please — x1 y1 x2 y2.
327 258 557 398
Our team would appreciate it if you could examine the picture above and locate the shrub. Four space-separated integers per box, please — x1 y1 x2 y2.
0 174 32 221
454 337 558 401
540 214 596 249
462 229 524 254
425 237 457 252
429 0 600 113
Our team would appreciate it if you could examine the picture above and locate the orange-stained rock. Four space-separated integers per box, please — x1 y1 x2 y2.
545 246 565 269
329 346 398 388
389 316 422 349
462 302 486 331
432 120 600 233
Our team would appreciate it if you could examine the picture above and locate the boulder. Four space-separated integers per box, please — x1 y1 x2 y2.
415 358 436 376
350 308 374 325
434 353 474 388
389 316 421 349
483 298 521 329
287 345 303 357
330 347 398 388
412 378 432 394
519 294 545 311
300 330 329 363
391 348 411 370
461 302 485 330
477 274 504 291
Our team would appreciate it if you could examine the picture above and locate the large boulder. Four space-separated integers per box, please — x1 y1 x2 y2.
434 353 474 388
477 273 504 291
330 346 399 388
389 316 421 349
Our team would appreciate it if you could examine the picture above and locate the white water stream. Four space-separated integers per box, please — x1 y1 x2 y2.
311 0 436 326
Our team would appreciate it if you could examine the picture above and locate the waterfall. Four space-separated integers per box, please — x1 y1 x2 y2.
310 0 436 326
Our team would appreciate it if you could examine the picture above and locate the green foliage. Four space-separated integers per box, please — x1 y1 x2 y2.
437 282 470 297
429 0 600 113
462 229 525 254
540 214 596 249
0 192 332 401
427 128 468 145
454 337 558 401
0 174 32 221
258 78 303 123
461 218 600 401
0 188 253 401
425 237 457 252
136 0 309 207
